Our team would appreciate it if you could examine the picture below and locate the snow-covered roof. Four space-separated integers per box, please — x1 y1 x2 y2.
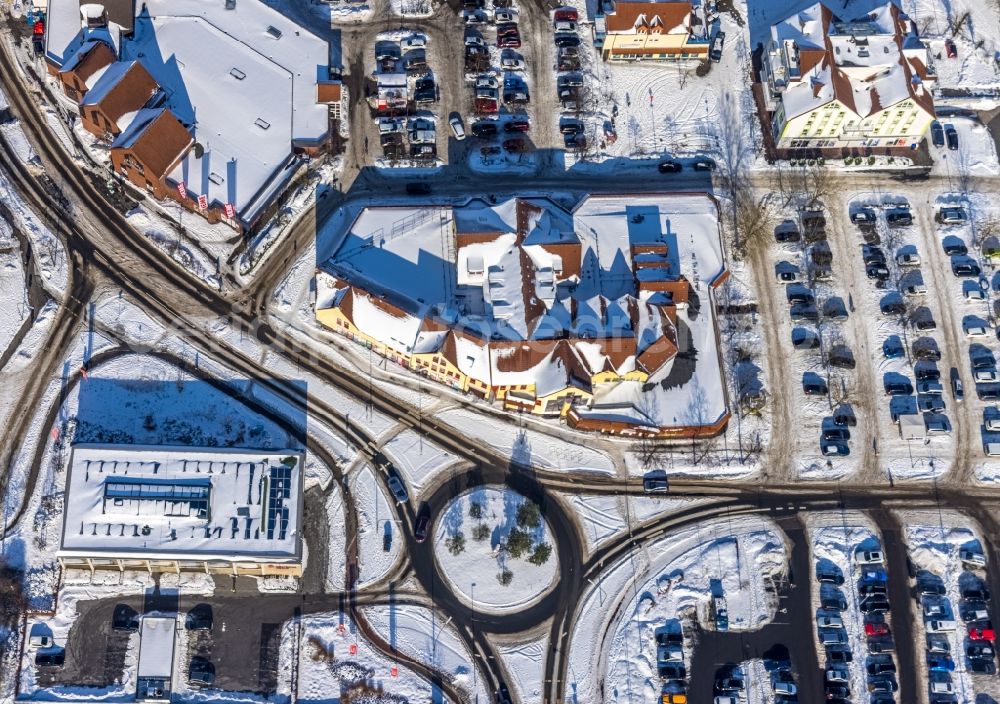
59 444 303 564
121 0 331 218
44 0 123 67
321 194 725 395
137 617 175 680
767 1 934 121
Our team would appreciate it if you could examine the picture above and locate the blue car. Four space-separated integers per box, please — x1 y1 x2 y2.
883 336 904 359
927 655 955 671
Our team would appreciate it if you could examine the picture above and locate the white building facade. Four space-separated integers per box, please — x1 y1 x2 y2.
759 2 935 151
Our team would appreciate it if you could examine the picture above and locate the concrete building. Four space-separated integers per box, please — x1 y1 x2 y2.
757 1 935 154
58 445 304 576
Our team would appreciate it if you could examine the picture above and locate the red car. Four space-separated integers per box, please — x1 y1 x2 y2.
496 23 519 36
865 622 889 637
502 138 525 153
497 35 521 48
554 6 578 21
504 119 530 132
969 625 996 641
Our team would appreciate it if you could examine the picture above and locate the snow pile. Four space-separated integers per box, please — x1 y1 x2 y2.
0 234 29 361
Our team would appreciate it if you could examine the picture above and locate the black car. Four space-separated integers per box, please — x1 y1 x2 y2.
886 209 913 226
554 34 581 47
189 657 216 686
943 239 968 256
112 604 140 631
866 658 896 675
471 120 498 137
826 647 852 663
35 648 66 668
496 683 513 704
405 182 431 196
383 522 392 552
414 512 430 542
825 685 850 699
967 644 995 658
868 638 896 654
803 379 829 396
963 587 991 601
822 593 848 611
185 604 213 631
970 658 997 674
659 662 686 680
822 427 850 441
952 260 981 278
656 629 684 646
709 30 725 61
692 158 716 171
658 160 682 173
945 124 959 151
413 88 436 103
817 568 844 584
930 120 945 147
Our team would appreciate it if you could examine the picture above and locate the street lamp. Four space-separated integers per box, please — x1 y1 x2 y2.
471 581 477 700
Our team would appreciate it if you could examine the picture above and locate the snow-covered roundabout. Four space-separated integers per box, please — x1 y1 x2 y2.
433 485 558 613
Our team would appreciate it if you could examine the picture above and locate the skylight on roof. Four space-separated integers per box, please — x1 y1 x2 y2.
266 25 282 39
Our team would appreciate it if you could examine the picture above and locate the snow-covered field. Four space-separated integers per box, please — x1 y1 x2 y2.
434 486 557 612
0 232 29 362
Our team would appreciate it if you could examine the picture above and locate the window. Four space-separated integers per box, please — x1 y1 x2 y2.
230 68 246 80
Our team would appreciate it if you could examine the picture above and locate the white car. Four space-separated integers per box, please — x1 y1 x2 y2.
856 549 884 564
896 251 921 266
826 668 849 683
475 75 498 89
554 19 577 31
931 682 955 695
975 370 1000 383
965 287 986 301
816 614 843 628
377 117 404 133
773 681 797 696
965 317 990 336
500 53 525 70
449 115 466 140
494 8 518 21
402 35 426 49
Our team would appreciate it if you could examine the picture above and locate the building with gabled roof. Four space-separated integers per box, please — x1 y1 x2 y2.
56 37 116 102
595 0 709 61
758 1 935 153
109 107 193 199
316 194 730 436
79 59 158 140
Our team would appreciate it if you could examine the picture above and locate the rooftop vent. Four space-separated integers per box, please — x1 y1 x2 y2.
225 0 236 8
255 118 270 130
266 25 282 39
230 68 246 80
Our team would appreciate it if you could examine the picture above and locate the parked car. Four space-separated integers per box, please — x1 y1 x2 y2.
449 115 466 140
658 160 682 173
961 548 987 567
945 124 959 150
930 120 944 147
857 549 885 564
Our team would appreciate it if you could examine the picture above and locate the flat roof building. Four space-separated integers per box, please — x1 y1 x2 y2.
58 444 304 576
